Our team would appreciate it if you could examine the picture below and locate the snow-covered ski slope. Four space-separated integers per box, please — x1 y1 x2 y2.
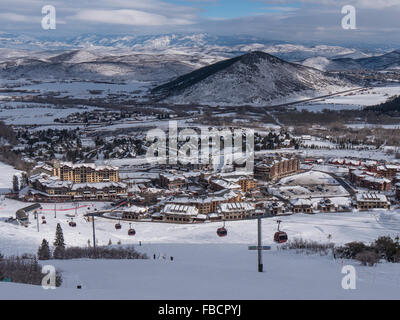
1 243 400 300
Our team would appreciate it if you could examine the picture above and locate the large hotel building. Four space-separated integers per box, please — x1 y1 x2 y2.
53 162 120 183
254 155 300 181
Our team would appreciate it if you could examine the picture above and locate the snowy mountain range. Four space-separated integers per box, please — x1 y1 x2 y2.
302 50 400 72
0 33 396 82
0 44 372 84
151 51 355 106
0 33 398 105
0 32 379 61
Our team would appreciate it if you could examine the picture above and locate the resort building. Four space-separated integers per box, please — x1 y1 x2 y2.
166 190 242 215
218 202 256 220
161 204 199 223
53 162 120 183
355 193 391 211
159 173 186 190
28 173 127 202
254 156 300 181
290 199 314 214
120 206 148 220
350 169 392 191
265 202 287 216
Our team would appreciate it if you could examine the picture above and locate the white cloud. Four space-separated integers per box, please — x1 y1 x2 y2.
71 9 194 26
0 0 398 46
0 13 38 22
265 0 400 9
354 0 400 9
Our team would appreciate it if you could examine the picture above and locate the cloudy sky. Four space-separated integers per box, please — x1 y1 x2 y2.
1 0 400 46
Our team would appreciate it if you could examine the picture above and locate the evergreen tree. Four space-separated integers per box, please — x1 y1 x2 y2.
54 223 65 247
53 246 65 259
38 239 51 260
31 256 39 273
21 172 28 189
12 174 19 192
53 223 65 259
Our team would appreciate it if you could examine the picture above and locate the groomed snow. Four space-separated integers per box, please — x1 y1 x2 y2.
2 243 400 300
279 171 339 186
0 162 21 194
322 85 400 106
0 104 97 125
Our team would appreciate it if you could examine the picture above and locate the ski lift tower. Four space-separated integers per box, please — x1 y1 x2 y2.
257 216 263 272
248 216 271 272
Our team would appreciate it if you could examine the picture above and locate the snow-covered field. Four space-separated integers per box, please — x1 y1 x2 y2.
290 85 400 117
296 103 363 112
346 123 400 129
0 103 97 125
279 171 339 186
0 162 20 194
7 81 150 99
321 85 400 106
3 244 400 300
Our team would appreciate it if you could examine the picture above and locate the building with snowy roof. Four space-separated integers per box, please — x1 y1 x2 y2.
27 173 127 202
210 179 241 192
355 193 390 211
159 173 186 190
119 206 148 220
166 189 242 214
16 203 42 221
161 204 199 223
290 198 314 214
350 169 392 191
218 202 255 220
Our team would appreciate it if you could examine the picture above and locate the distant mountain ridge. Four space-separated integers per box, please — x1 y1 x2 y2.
0 33 396 86
0 33 376 62
302 50 400 71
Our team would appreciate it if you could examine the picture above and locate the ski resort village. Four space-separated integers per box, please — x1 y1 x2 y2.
5 156 400 222
2 118 400 299
1 33 400 300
